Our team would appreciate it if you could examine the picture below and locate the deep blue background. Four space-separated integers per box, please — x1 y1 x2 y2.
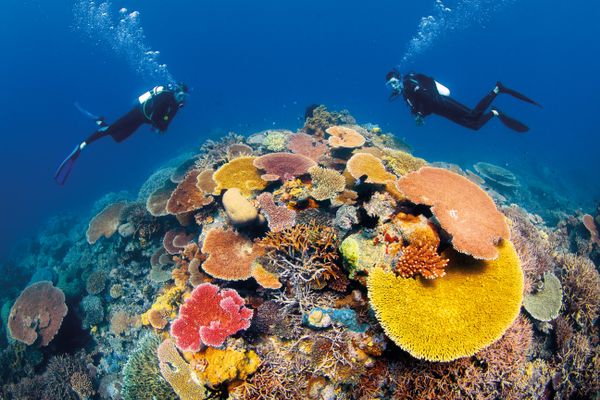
0 0 598 259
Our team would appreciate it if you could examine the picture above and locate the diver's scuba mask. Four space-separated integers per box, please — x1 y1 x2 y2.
386 77 403 101
172 83 189 107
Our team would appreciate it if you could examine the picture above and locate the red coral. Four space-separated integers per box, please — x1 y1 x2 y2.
257 192 296 232
8 281 68 346
253 152 316 182
170 283 253 350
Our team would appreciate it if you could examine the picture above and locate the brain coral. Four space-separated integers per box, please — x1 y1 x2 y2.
367 240 524 362
86 201 127 244
212 156 267 196
8 281 68 346
397 167 510 260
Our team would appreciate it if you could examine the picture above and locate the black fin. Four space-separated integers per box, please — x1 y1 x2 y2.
497 111 529 133
497 82 542 108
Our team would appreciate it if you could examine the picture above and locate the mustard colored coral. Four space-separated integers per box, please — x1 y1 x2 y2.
141 285 184 329
190 347 261 388
367 240 524 362
212 156 267 196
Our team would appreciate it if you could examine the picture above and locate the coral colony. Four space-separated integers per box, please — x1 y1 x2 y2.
2 105 600 399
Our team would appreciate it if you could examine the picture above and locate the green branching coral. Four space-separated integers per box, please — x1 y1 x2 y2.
523 272 562 322
122 333 178 400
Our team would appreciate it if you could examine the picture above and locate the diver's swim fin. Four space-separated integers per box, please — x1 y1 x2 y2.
74 102 107 127
54 145 82 185
497 82 542 108
494 109 529 133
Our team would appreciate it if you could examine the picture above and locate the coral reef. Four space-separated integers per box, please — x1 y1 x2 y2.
1 106 596 400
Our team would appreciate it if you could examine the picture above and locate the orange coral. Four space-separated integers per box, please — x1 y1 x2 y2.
166 169 214 215
346 153 396 184
86 201 127 244
201 228 258 281
392 240 449 279
326 126 366 148
397 167 510 260
252 264 282 289
392 212 440 247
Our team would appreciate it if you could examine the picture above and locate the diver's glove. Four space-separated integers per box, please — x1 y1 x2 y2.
415 114 425 126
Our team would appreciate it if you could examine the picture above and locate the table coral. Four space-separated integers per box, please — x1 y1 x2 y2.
86 201 127 244
287 132 328 162
253 152 316 182
201 228 257 281
381 148 427 176
8 281 68 346
326 126 366 148
346 153 396 184
523 271 562 321
166 169 214 215
170 283 253 350
367 240 523 362
213 156 267 196
397 166 510 260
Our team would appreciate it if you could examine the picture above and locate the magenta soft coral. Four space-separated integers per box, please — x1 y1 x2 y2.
170 283 253 350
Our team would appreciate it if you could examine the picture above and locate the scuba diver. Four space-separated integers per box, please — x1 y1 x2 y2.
385 70 541 133
54 83 189 185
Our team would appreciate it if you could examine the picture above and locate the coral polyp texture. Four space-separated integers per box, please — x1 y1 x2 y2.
8 281 68 346
170 283 253 350
367 240 524 361
3 105 597 399
397 166 510 259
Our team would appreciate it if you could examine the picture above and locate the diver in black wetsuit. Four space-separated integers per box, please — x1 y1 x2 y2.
54 83 188 185
385 71 541 133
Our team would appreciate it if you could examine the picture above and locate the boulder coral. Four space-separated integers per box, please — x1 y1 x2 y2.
367 240 524 362
8 281 68 346
212 156 267 196
86 201 127 244
222 188 260 227
170 283 253 350
397 167 510 260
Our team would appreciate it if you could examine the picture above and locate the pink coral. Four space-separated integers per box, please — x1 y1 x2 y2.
253 152 316 182
163 229 196 255
287 133 328 162
8 281 68 346
170 283 253 350
582 214 600 245
256 192 296 232
397 167 510 260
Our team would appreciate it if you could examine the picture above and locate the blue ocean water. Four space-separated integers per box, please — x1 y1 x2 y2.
0 0 598 259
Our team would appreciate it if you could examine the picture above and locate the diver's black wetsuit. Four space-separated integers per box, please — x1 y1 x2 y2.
402 73 498 131
85 87 180 145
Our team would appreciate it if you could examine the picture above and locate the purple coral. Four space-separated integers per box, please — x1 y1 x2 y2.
253 152 316 182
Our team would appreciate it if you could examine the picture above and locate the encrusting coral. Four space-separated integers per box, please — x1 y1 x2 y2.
157 338 206 399
367 240 524 361
523 271 562 321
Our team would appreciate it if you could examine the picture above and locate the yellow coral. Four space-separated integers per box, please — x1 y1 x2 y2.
140 285 184 329
212 156 267 196
367 240 524 362
191 347 261 388
157 339 206 400
381 148 427 177
346 153 396 184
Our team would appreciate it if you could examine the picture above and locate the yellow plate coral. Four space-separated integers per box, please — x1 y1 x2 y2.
367 240 523 362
